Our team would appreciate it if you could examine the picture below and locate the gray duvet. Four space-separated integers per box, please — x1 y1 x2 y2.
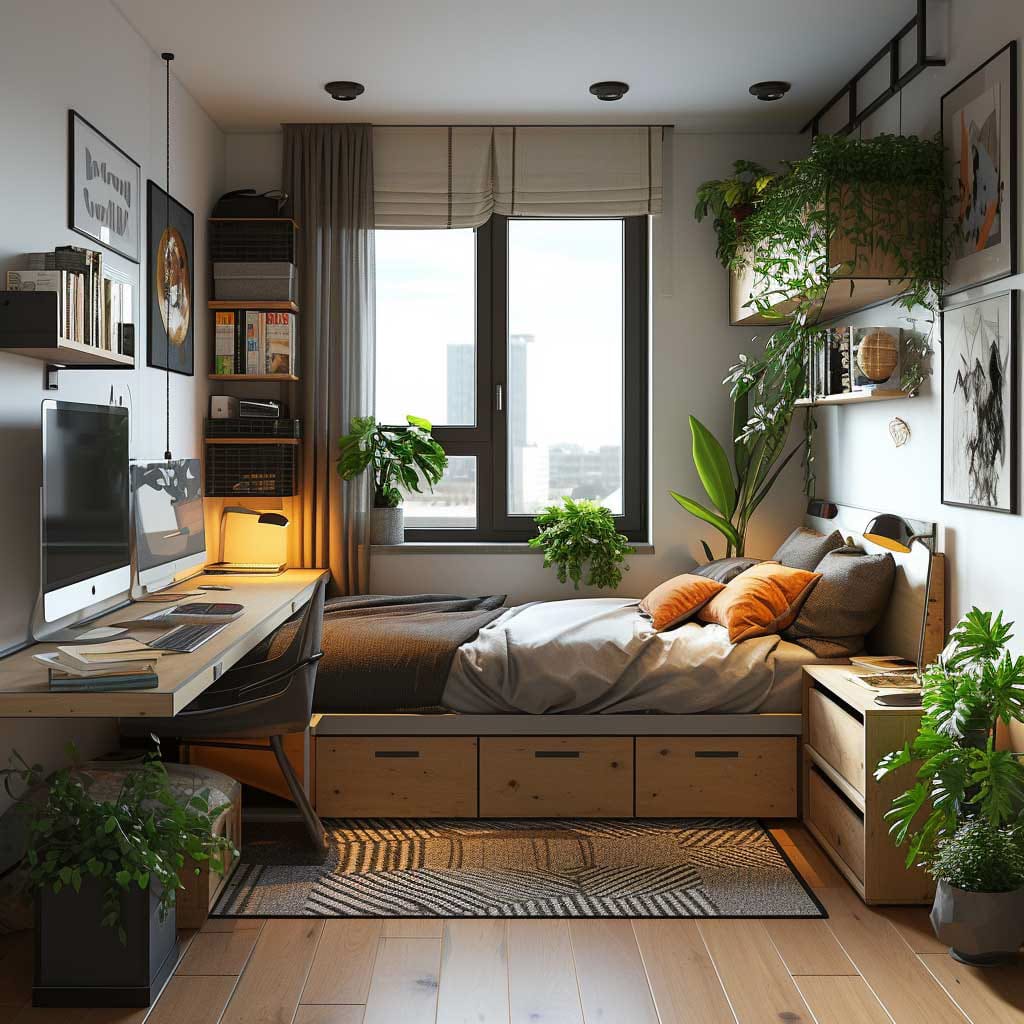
442 598 815 715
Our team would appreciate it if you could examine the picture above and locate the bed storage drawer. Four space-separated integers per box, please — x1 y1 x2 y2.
316 737 478 817
807 765 865 882
478 737 633 817
635 736 797 817
808 686 866 794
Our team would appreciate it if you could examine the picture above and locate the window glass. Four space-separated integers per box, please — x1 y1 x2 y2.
401 455 477 530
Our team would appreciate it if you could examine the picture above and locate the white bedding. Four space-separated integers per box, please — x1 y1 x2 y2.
442 598 816 715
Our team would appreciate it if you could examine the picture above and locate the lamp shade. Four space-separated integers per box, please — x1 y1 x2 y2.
221 507 289 565
863 513 929 553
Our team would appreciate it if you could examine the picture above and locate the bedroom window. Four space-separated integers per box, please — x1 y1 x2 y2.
375 216 648 542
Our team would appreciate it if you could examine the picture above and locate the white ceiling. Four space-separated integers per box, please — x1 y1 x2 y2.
113 0 916 133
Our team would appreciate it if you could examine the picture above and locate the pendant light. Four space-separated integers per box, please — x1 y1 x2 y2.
162 51 174 461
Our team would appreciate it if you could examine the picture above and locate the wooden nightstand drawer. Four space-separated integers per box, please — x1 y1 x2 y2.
807 765 865 883
808 685 866 794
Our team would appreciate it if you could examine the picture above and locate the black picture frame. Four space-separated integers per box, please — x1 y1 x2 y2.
941 42 1018 296
941 289 1018 514
68 110 142 263
146 180 195 377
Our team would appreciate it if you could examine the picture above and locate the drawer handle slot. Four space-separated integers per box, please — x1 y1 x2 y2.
695 750 739 758
374 750 420 759
534 750 581 758
812 681 864 724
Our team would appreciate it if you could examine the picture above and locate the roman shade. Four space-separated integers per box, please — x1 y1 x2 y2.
373 125 664 228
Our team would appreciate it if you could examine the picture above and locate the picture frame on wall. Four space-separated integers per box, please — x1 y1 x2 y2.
941 42 1018 295
68 110 142 263
941 290 1018 514
146 180 194 376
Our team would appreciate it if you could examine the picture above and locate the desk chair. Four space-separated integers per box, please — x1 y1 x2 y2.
120 580 327 847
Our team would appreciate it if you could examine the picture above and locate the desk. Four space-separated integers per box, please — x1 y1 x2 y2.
0 569 327 718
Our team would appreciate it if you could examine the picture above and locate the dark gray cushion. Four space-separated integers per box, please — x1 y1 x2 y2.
691 556 761 584
784 547 896 657
772 527 845 572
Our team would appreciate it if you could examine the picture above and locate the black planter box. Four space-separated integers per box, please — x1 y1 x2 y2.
34 879 177 1007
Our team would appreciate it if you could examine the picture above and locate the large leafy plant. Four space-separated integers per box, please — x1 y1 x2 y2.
2 745 236 945
876 609 1024 869
694 159 777 266
336 414 447 509
529 497 634 591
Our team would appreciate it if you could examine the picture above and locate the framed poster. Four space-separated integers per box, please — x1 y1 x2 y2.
941 290 1018 514
68 110 141 263
147 180 194 376
941 42 1017 294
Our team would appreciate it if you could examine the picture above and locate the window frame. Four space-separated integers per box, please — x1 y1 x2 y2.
399 214 649 543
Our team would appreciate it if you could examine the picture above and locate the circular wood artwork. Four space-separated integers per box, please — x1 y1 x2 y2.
856 328 898 383
156 226 191 346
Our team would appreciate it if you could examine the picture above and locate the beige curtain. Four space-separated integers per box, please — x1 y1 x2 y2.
283 124 375 595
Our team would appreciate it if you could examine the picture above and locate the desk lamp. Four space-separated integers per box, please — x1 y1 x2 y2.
218 506 289 572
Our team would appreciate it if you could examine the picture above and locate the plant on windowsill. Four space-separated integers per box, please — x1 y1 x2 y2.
874 608 1024 965
529 497 634 591
336 414 448 545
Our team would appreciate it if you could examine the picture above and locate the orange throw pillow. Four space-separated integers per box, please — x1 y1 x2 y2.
640 574 726 632
698 562 821 643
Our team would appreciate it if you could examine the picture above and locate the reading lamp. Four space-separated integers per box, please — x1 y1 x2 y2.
862 513 935 554
220 506 289 566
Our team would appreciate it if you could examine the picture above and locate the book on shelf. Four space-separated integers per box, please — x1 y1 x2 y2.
215 310 237 374
245 311 260 374
264 311 294 374
14 246 105 349
216 309 298 375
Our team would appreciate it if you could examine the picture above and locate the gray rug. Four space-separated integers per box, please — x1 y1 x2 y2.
212 818 825 919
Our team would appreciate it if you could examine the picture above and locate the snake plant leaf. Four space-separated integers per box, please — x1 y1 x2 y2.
689 416 736 519
669 492 740 549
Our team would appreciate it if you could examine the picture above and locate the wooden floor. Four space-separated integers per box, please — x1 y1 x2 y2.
2 824 1022 1023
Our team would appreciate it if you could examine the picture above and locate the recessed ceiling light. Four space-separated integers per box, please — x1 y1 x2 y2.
589 81 630 102
749 81 791 102
324 81 365 101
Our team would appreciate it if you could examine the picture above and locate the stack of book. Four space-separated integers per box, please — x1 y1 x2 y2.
34 639 165 692
215 309 298 376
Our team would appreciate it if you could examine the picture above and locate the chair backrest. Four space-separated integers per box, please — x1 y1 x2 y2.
268 578 326 733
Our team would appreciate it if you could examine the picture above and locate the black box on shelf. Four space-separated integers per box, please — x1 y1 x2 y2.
205 442 299 498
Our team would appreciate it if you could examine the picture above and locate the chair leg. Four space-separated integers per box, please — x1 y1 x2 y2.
269 734 326 849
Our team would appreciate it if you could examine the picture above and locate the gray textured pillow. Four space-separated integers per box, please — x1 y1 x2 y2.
784 547 896 657
772 527 845 572
691 556 761 584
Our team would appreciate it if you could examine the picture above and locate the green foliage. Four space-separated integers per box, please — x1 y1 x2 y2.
875 609 1024 870
529 497 634 591
929 818 1024 893
694 160 777 266
336 414 448 509
1 744 236 945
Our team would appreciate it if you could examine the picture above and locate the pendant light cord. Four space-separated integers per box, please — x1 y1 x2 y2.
162 52 174 461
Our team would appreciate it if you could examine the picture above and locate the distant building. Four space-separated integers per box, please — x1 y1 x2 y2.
507 333 534 512
446 343 475 424
548 443 622 510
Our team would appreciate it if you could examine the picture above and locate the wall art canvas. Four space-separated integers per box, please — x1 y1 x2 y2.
69 110 141 263
147 180 194 376
942 42 1017 294
942 291 1018 513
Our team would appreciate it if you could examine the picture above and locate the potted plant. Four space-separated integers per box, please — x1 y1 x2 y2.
927 818 1024 965
336 414 448 545
529 497 634 590
694 160 777 265
876 608 1024 964
3 746 236 1006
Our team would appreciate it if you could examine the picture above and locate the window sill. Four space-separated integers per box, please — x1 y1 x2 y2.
371 542 656 555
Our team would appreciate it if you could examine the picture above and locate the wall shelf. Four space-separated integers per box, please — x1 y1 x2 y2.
795 389 910 408
208 373 299 383
4 337 134 369
204 437 300 446
208 300 299 313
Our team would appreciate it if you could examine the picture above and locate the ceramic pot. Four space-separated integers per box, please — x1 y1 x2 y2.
370 506 404 545
930 880 1024 965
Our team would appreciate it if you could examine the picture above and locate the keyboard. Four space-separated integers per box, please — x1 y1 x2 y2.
148 622 229 654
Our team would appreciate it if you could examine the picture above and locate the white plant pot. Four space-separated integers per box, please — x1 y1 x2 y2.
930 880 1024 965
370 506 404 546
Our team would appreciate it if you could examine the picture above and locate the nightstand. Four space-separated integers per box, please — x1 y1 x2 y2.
801 664 933 904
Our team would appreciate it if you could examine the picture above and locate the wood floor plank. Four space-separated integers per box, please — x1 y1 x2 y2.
301 919 382 1005
146 975 237 1024
633 919 736 1024
507 920 584 1024
921 953 1024 1023
363 937 440 1024
202 917 265 933
818 885 969 1024
782 828 848 889
698 920 813 1024
764 919 858 976
79 1008 148 1024
220 918 324 1024
382 919 443 938
177 927 261 975
569 919 660 1024
436 919 509 1024
795 976 893 1024
881 906 948 955
9 1010 91 1024
294 1006 365 1024
0 932 33 1008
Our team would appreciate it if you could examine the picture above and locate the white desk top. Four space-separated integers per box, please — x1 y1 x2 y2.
0 569 327 718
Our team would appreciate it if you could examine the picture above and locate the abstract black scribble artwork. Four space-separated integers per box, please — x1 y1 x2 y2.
943 293 1017 513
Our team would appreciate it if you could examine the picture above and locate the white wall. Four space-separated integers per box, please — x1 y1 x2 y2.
0 0 225 805
815 0 1024 656
223 129 809 603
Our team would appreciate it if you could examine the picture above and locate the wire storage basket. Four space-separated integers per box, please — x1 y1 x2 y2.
205 441 299 497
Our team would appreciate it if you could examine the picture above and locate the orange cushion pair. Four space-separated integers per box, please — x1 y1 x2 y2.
639 573 725 631
698 561 821 643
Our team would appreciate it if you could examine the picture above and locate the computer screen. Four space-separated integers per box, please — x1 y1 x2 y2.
132 459 206 585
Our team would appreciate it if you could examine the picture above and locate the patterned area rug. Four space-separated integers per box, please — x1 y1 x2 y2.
213 818 825 919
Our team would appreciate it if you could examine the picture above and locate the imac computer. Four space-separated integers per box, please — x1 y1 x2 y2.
36 400 131 640
131 459 207 596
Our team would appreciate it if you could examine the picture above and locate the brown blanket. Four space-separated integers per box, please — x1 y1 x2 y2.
262 593 507 712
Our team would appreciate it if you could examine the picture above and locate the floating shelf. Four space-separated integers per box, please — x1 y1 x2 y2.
207 300 299 313
7 337 134 368
204 437 300 446
795 389 910 408
208 373 299 382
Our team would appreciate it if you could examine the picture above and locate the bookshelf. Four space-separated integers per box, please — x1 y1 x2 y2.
795 390 911 408
208 373 299 383
208 300 298 313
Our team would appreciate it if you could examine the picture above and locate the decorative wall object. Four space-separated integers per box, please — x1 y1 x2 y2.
941 291 1018 513
942 42 1017 294
851 327 901 392
68 110 141 263
889 417 911 448
146 180 194 376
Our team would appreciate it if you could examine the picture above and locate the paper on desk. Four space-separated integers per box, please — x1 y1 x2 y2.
58 639 169 665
